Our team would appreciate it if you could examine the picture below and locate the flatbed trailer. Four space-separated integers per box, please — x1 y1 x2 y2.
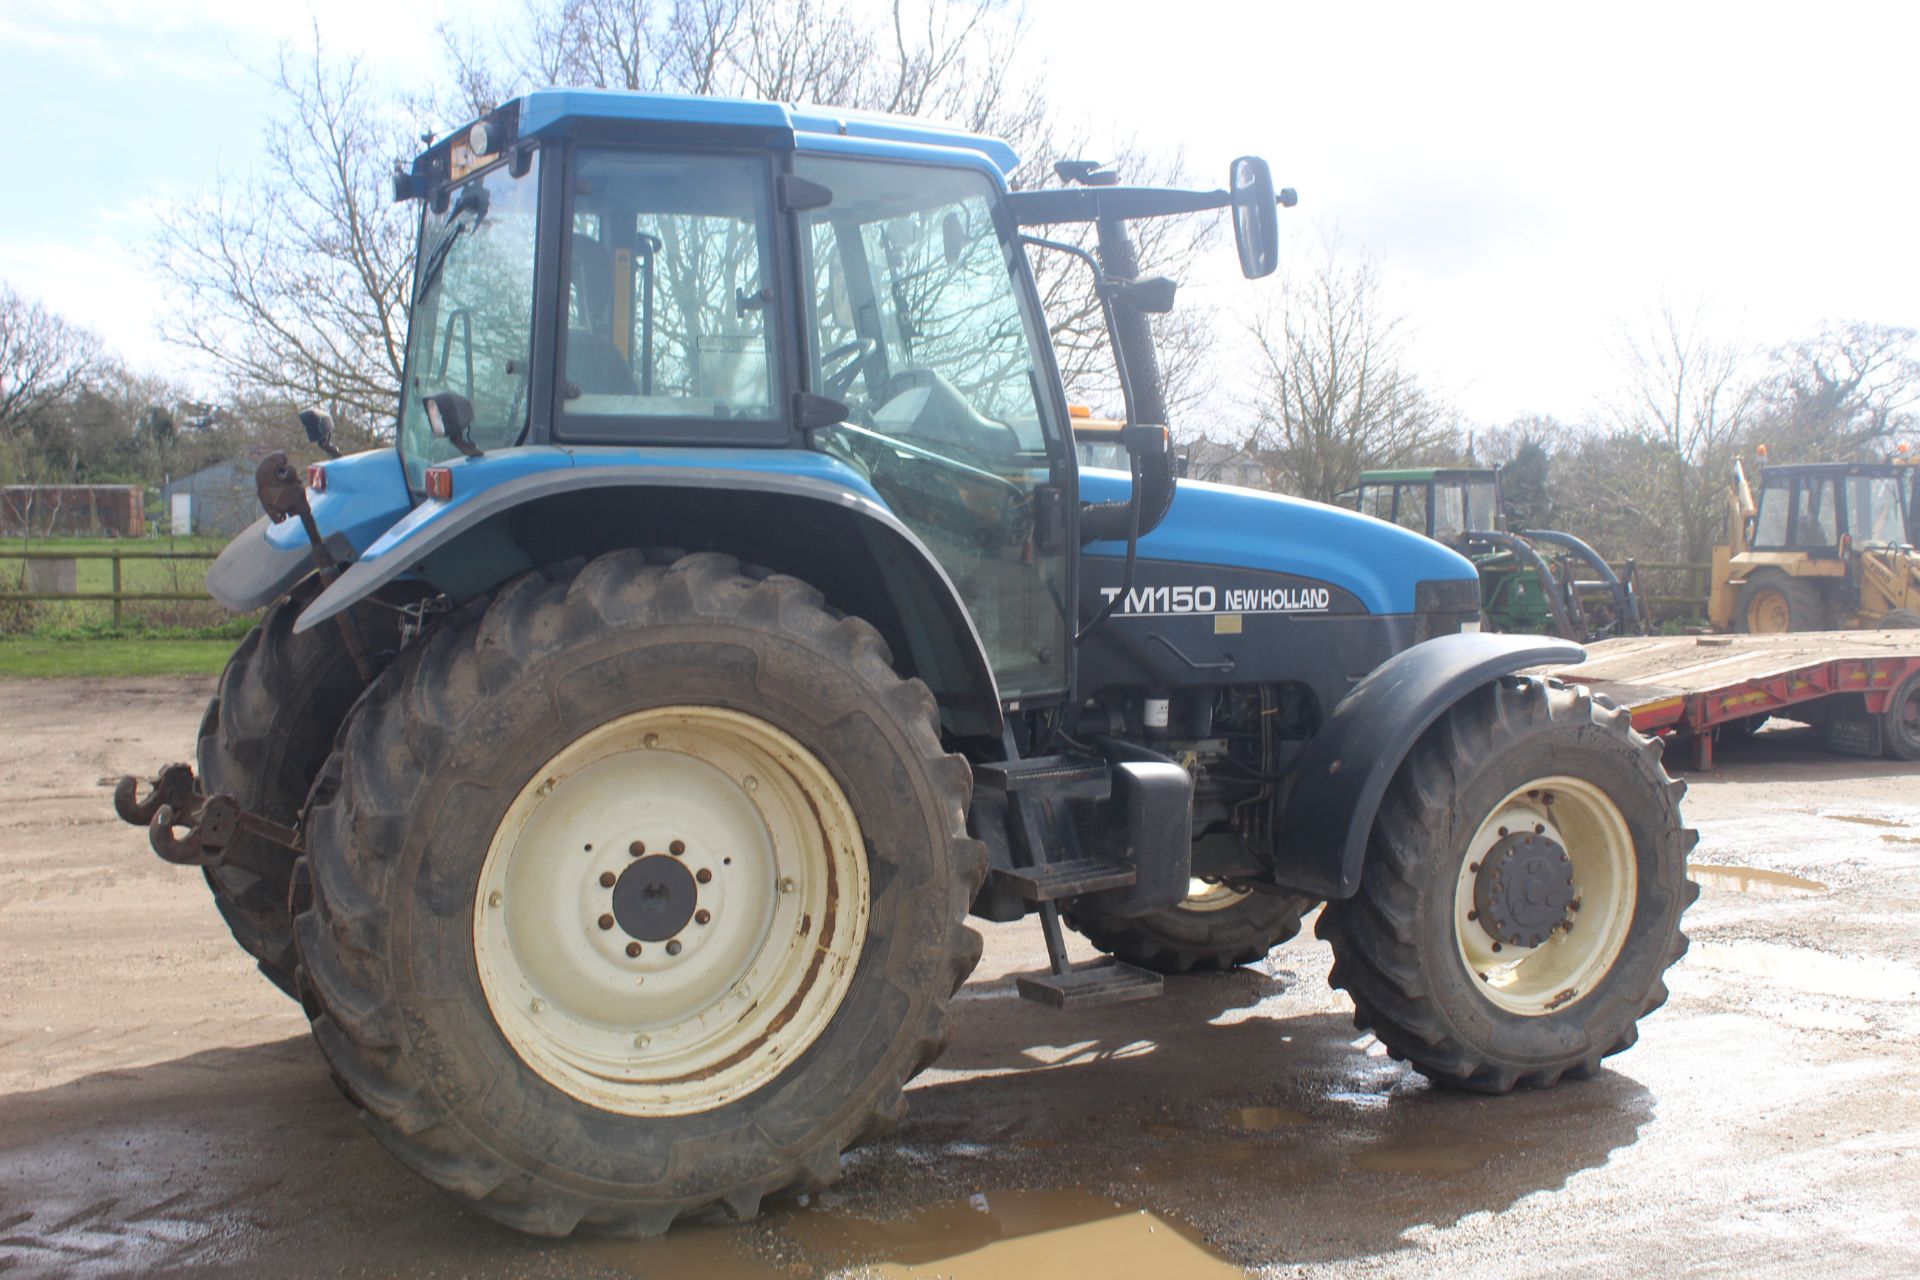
1538 630 1920 767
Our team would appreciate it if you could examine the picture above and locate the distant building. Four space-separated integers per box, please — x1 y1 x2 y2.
161 456 265 538
1179 438 1268 490
0 486 145 537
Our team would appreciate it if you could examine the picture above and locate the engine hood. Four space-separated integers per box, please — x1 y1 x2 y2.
1079 469 1477 615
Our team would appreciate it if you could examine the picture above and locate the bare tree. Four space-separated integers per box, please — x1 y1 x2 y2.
1751 321 1919 462
0 284 104 443
1607 300 1756 562
1241 242 1457 503
154 27 425 431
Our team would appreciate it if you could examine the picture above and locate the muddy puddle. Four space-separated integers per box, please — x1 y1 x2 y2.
1687 941 1920 1001
572 1188 1244 1279
779 1189 1243 1278
1690 864 1828 896
1350 1141 1495 1176
1228 1105 1307 1132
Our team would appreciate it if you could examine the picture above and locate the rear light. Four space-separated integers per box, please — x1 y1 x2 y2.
306 463 327 492
424 467 454 500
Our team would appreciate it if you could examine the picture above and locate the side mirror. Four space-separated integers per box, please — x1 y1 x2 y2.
423 391 483 458
298 407 342 459
1229 156 1281 279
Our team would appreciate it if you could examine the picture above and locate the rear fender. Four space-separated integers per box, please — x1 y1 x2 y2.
1270 632 1585 899
295 453 1004 736
203 448 412 612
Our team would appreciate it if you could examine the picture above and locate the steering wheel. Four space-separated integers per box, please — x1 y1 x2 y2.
869 367 1025 464
821 336 878 399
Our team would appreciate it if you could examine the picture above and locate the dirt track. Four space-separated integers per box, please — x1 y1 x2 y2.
3 677 1918 1278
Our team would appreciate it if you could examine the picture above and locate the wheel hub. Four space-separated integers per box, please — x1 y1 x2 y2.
612 854 698 942
1473 830 1575 948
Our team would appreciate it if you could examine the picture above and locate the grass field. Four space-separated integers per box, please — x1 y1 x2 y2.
1 535 245 676
0 637 239 678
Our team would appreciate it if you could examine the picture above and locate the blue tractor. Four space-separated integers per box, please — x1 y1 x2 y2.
116 91 1696 1236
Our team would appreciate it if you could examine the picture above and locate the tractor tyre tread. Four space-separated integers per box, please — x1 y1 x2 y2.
293 549 985 1237
1735 569 1826 633
196 581 404 997
1316 678 1698 1094
1066 891 1316 974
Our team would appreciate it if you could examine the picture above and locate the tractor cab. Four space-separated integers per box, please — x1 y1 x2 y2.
1746 462 1913 555
1348 468 1501 540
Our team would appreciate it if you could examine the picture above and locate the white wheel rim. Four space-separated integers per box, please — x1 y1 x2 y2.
473 705 869 1116
1452 775 1637 1017
1179 879 1251 913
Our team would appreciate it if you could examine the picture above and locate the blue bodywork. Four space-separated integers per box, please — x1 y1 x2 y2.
265 448 412 557
514 89 1020 175
1080 469 1477 614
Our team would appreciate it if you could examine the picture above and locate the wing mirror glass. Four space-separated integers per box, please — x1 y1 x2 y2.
423 391 483 458
1229 155 1281 279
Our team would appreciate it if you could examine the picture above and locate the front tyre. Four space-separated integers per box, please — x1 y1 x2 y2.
1068 882 1315 974
294 551 984 1235
1317 678 1697 1093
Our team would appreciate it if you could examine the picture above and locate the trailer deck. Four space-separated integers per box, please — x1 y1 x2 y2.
1538 630 1920 767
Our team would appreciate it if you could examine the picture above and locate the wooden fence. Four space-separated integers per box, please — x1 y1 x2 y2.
0 549 219 629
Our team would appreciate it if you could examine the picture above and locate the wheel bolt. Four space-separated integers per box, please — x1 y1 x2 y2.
634 1033 650 1048
599 871 616 888
1491 942 1503 953
1467 909 1478 921
488 890 503 908
670 839 686 856
779 877 796 894
1534 823 1546 835
695 909 711 926
1497 827 1508 837
626 942 642 957
629 840 646 857
666 940 683 956
598 913 615 930
697 868 713 884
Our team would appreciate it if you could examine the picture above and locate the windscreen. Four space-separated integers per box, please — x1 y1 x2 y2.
1849 475 1907 545
398 154 542 490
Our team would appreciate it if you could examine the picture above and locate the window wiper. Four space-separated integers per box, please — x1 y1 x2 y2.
415 185 492 300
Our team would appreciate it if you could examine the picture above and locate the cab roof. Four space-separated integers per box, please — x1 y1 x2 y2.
404 88 1020 199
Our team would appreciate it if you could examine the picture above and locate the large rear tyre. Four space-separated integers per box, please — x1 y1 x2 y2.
1317 678 1698 1093
294 551 984 1236
1735 570 1826 633
196 582 405 997
1068 882 1315 973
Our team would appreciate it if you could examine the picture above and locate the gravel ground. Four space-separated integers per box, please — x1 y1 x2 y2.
2 678 1916 1278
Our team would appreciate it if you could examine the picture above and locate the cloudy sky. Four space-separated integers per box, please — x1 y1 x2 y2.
2 0 1915 428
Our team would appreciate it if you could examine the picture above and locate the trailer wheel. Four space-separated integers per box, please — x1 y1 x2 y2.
1735 570 1825 633
1068 882 1315 973
197 581 408 997
1317 678 1697 1092
1881 669 1920 761
293 551 983 1236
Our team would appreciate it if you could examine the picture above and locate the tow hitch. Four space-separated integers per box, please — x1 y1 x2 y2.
112 763 301 867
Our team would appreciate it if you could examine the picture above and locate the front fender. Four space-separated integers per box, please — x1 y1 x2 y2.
1270 632 1585 899
203 448 412 612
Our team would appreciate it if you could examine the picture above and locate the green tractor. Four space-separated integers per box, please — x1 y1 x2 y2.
1347 467 1647 641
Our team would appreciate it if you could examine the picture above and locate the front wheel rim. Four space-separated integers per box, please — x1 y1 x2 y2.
473 705 869 1117
1453 776 1637 1017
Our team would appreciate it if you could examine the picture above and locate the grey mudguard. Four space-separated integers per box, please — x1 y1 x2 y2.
1271 632 1585 900
295 464 1004 733
203 516 355 613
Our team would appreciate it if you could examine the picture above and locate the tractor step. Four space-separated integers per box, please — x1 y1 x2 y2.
1015 958 1164 1009
972 754 1111 802
991 858 1137 902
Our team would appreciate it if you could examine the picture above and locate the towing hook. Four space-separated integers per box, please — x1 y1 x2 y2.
113 763 199 827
